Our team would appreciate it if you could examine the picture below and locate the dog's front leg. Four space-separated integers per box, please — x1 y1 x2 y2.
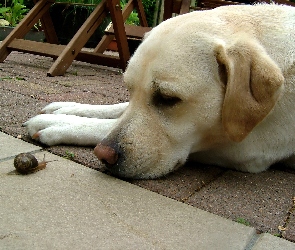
23 114 117 146
41 102 129 119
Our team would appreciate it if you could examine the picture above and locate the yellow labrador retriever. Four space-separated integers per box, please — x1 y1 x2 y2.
25 4 295 179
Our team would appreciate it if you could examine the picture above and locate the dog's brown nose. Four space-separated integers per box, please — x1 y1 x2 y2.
94 143 118 165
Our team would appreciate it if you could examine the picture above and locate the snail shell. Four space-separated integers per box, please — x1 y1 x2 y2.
14 153 43 174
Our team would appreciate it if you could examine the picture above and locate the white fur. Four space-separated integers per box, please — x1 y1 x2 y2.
23 114 117 146
41 102 129 118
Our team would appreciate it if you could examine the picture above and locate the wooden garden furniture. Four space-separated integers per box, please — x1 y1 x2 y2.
1 0 294 76
0 0 149 76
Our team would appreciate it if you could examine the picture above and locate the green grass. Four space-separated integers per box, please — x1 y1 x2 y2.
236 218 250 226
55 0 140 25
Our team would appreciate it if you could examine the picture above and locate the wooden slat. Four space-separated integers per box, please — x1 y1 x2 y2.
172 0 183 13
94 0 148 53
180 0 190 14
93 0 135 53
107 0 130 70
7 39 64 57
163 0 173 20
163 0 190 20
8 39 121 69
39 10 59 44
122 0 136 20
134 0 148 27
75 51 121 68
33 0 58 44
94 35 115 53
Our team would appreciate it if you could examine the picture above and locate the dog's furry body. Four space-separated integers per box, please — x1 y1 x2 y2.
25 4 295 179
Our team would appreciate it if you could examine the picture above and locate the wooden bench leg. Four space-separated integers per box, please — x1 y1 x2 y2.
94 0 132 53
93 0 135 54
94 0 148 59
107 0 130 70
94 35 114 53
134 0 148 26
180 0 191 14
0 0 54 62
47 0 108 76
163 0 173 20
32 0 58 44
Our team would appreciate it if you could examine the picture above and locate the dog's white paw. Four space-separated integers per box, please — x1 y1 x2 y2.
40 102 129 119
41 102 80 114
23 114 116 146
23 114 77 145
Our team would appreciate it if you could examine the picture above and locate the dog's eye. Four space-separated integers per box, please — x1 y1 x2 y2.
153 92 181 107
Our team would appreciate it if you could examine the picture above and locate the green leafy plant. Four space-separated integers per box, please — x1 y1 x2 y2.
120 0 156 26
141 0 156 26
64 151 75 160
51 0 155 26
236 217 250 226
0 0 29 26
119 0 139 25
15 76 25 80
125 11 139 25
273 233 282 237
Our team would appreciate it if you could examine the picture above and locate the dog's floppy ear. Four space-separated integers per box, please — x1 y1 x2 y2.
215 38 284 142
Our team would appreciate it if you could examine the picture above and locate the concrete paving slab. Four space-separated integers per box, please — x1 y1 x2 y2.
0 132 41 159
1 151 257 249
252 233 295 250
187 170 295 236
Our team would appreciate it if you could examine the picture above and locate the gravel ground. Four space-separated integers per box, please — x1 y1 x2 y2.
1 51 295 242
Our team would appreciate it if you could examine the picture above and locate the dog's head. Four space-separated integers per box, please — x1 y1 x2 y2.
94 11 284 179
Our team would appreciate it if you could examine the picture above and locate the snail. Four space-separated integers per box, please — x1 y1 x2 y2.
14 153 49 174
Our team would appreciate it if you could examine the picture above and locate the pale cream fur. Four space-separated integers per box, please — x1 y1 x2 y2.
25 4 295 179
